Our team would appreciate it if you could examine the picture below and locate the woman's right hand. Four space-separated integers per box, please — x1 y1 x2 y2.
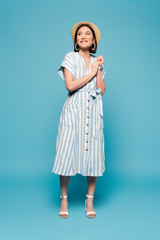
91 60 100 76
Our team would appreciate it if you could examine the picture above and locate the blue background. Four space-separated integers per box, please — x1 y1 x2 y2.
0 0 160 239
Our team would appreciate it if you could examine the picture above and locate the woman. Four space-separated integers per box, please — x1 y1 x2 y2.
52 21 106 219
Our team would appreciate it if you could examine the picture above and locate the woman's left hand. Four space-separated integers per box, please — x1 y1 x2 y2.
96 55 104 67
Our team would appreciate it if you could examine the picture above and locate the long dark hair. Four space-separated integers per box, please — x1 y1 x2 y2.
74 24 97 53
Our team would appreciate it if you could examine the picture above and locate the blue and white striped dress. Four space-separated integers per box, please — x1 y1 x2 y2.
52 51 106 176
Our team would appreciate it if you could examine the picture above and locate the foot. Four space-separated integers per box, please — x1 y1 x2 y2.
59 198 68 218
86 197 96 218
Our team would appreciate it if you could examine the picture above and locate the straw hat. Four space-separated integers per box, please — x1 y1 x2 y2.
71 21 101 44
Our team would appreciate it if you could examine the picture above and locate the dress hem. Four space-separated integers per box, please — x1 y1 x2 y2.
52 169 105 177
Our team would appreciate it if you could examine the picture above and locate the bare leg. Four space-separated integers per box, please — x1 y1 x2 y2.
86 176 97 217
59 175 71 217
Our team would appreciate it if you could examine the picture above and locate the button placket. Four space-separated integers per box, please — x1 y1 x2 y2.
85 91 91 151
76 88 103 141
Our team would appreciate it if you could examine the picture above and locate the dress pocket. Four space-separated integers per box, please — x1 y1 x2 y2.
60 103 78 127
97 112 104 129
92 111 104 139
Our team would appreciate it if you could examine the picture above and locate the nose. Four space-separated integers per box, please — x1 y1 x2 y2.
81 36 87 40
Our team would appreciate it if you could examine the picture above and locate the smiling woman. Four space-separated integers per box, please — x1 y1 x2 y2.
52 21 107 219
73 23 98 53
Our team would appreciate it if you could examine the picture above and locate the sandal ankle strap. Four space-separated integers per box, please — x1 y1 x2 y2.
60 194 67 199
86 194 94 198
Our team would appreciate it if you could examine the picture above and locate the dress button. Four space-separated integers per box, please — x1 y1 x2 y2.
86 123 89 126
87 107 90 110
87 99 90 102
88 91 90 94
86 132 88 135
86 148 88 151
87 115 90 118
86 140 88 143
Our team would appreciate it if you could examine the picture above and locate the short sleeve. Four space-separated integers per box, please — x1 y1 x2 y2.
100 63 107 79
58 52 75 80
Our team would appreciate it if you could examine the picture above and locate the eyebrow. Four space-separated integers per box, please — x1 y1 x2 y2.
78 30 91 33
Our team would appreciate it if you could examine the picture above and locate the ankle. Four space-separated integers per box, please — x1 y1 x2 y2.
61 198 68 203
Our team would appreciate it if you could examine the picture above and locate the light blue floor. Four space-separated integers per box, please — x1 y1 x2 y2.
0 173 159 240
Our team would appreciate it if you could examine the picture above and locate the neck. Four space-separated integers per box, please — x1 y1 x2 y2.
78 49 91 59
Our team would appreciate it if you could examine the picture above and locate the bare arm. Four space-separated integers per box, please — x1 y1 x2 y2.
64 68 95 92
64 60 100 92
63 60 101 92
96 69 106 95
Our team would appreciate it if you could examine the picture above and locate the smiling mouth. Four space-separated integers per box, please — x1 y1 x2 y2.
81 41 88 43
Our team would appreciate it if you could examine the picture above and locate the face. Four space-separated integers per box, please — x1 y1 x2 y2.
76 26 95 50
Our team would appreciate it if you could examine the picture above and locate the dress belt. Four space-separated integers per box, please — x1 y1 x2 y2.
77 87 101 95
76 88 103 116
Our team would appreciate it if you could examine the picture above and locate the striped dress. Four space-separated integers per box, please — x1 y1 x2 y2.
52 51 106 176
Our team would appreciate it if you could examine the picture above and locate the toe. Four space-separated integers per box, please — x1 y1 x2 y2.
60 213 68 218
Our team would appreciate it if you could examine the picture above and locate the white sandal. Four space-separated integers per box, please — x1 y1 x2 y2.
85 194 96 218
59 194 69 218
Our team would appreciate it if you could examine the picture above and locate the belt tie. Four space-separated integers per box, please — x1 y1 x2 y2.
89 88 103 117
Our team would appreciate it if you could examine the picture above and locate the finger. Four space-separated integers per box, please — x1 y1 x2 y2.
96 57 102 61
97 57 102 61
97 58 104 63
97 55 103 60
97 58 104 64
97 59 103 64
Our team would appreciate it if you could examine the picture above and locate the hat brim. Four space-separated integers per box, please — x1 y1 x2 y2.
71 21 101 44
